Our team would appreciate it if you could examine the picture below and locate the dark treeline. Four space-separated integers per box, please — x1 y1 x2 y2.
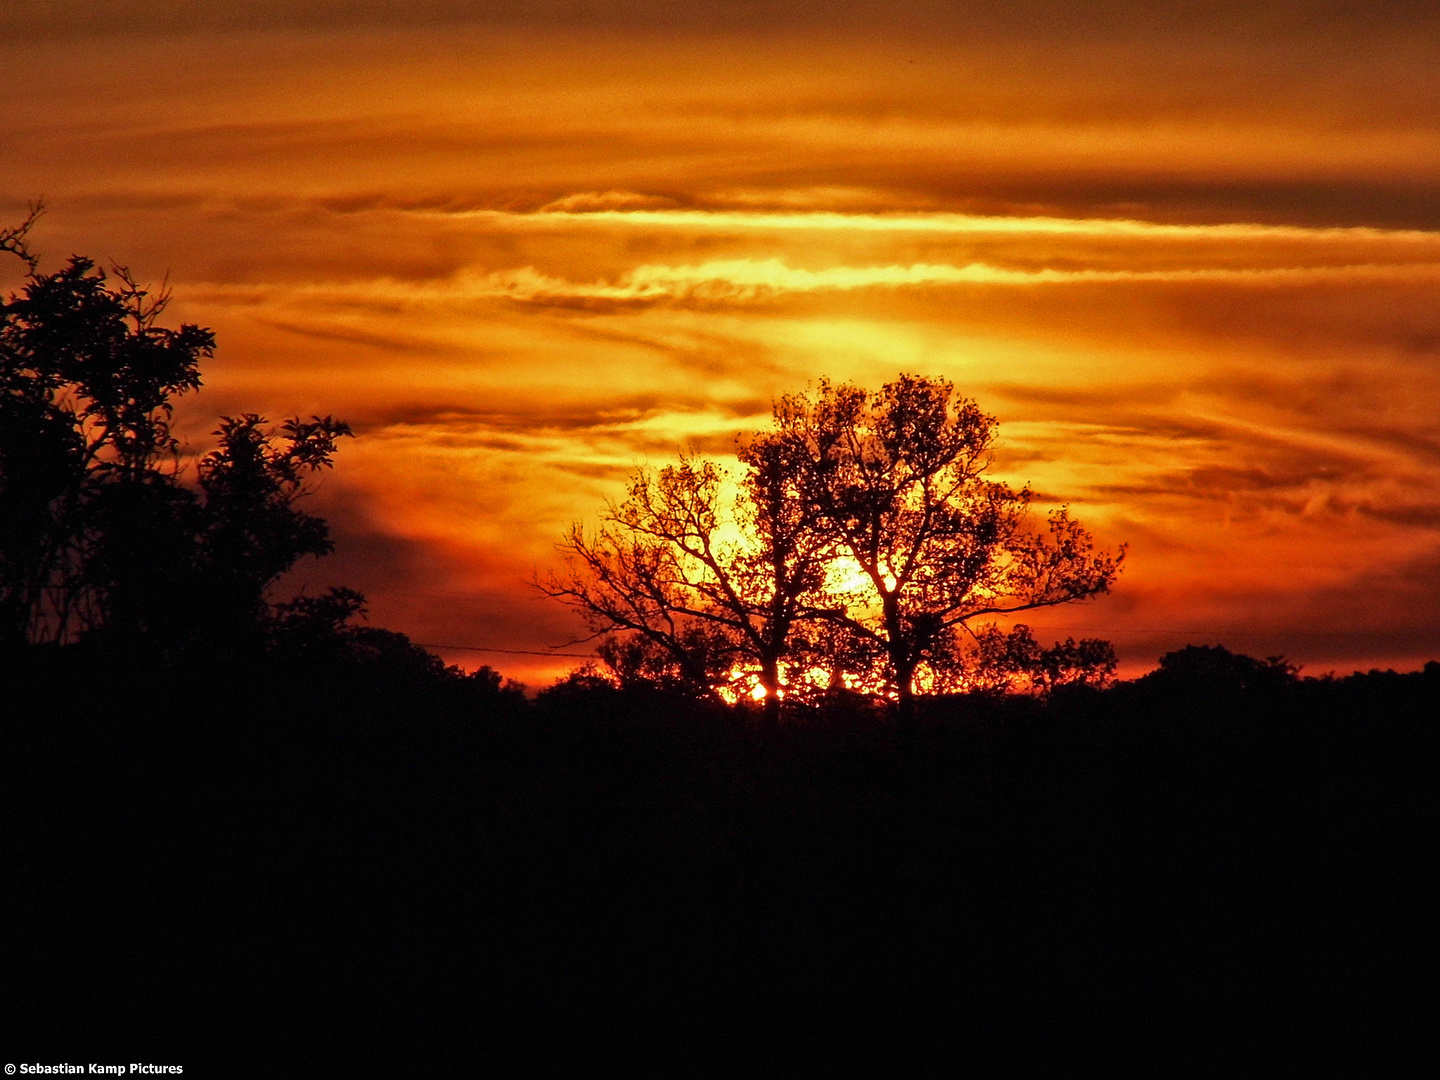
13 636 1439 828
12 637 1438 1049
18 633 1440 811
8 217 1435 1052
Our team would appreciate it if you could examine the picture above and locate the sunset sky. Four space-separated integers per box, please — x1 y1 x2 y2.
5 1 1440 684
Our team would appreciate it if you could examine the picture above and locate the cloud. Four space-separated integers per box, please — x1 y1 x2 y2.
9 1 1440 44
503 258 1440 306
258 318 430 353
12 15 1440 234
10 11 1440 680
425 391 754 425
538 191 679 212
505 207 1440 245
181 255 1440 317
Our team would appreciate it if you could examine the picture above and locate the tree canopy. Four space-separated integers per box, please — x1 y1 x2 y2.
544 374 1124 717
1 209 353 658
541 452 831 716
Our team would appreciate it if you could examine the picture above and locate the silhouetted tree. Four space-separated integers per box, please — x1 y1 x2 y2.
1 212 351 656
749 374 1124 717
966 623 1118 696
1138 644 1299 695
1 208 208 646
269 584 483 688
541 453 831 719
186 413 351 648
545 374 1124 716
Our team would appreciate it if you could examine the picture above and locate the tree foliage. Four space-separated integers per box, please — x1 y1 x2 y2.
1139 644 1300 695
540 453 829 717
544 374 1125 714
765 376 1124 708
967 623 1118 697
1 210 351 655
189 413 352 637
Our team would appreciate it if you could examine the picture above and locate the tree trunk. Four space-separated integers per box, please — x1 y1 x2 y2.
759 659 782 725
893 661 918 733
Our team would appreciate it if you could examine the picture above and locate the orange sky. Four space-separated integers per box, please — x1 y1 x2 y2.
5 2 1440 684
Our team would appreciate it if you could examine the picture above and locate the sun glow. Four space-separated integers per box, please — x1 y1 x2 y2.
9 12 1440 681
509 207 1440 246
715 670 787 706
825 556 898 599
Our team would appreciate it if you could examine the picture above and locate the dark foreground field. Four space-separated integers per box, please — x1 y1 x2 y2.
10 648 1437 1060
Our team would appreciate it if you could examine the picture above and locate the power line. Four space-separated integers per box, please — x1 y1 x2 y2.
1014 626 1427 638
415 643 592 658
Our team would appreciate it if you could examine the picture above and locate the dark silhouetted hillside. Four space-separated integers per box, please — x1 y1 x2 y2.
11 639 1437 1052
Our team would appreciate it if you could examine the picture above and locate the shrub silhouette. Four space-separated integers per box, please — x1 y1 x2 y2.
1138 643 1299 695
